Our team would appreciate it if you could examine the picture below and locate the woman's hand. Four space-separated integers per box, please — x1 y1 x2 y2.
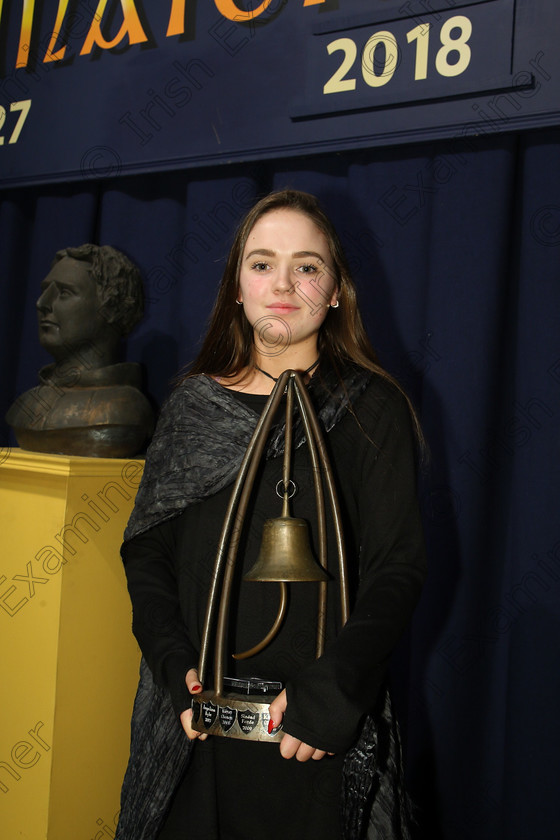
179 668 208 741
268 689 333 762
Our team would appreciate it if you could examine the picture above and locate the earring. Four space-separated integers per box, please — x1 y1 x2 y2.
330 301 339 309
236 299 243 305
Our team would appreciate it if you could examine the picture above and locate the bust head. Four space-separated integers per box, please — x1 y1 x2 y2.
6 244 153 457
36 244 144 366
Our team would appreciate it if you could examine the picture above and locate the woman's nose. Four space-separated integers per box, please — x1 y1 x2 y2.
273 263 294 292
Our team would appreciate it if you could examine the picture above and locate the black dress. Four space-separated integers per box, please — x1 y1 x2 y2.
121 375 426 840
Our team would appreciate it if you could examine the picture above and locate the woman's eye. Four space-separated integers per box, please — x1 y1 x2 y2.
297 263 318 274
251 261 270 271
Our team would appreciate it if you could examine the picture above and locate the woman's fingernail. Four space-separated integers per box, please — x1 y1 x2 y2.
192 684 202 692
268 719 276 734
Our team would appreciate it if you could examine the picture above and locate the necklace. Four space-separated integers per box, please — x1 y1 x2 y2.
255 358 319 383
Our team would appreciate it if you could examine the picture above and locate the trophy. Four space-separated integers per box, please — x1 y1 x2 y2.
191 370 349 741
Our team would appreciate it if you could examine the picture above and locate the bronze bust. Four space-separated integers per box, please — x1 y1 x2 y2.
6 244 154 457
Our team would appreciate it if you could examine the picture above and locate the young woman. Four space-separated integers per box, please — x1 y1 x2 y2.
116 190 426 840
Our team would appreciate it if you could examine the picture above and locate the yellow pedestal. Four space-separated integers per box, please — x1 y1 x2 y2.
0 449 143 840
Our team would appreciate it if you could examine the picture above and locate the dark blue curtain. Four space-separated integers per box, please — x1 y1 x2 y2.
1 128 559 839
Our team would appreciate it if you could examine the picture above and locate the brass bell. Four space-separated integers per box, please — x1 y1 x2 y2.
244 515 329 583
195 370 349 700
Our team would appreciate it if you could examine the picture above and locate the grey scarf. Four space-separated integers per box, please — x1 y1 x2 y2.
116 364 412 840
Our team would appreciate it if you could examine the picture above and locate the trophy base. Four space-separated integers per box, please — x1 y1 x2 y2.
191 690 283 742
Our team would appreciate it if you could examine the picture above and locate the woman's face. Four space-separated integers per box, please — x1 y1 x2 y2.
237 209 338 356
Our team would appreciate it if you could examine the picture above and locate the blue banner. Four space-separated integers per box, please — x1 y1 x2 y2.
0 0 559 187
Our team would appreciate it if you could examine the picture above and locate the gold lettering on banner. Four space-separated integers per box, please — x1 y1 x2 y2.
213 0 274 23
44 0 70 63
0 0 326 68
167 0 186 37
15 0 35 68
80 0 148 55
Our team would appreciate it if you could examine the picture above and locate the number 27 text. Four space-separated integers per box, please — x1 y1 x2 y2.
0 100 32 145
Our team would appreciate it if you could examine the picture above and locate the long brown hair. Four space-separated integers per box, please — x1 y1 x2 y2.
182 189 423 444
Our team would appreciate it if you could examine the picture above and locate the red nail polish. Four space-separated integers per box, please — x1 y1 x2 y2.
192 684 202 692
268 719 275 734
